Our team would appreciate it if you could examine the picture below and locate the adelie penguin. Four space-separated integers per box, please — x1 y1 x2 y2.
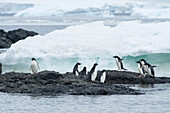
113 56 127 71
99 70 107 83
79 67 87 76
30 58 40 74
148 65 157 77
73 62 81 76
139 59 149 74
89 63 98 81
136 61 145 77
144 63 156 77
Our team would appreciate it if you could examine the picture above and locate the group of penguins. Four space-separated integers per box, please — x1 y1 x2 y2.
73 56 157 83
0 56 156 83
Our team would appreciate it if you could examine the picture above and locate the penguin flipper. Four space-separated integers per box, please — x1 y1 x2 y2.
120 62 127 70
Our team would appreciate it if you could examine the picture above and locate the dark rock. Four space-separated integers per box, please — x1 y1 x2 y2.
7 28 38 43
0 30 12 48
0 70 170 96
0 70 143 96
0 28 38 48
105 70 170 84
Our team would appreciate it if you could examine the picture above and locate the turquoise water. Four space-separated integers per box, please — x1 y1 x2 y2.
123 53 170 77
1 52 170 77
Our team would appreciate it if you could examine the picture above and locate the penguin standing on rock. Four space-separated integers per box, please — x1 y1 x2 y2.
113 56 127 71
89 63 98 81
79 67 87 76
144 63 156 77
139 59 149 74
136 61 145 77
148 65 157 77
73 62 81 76
30 58 40 74
99 70 107 83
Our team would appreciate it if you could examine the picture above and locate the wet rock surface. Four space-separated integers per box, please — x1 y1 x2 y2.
105 70 170 84
0 29 38 48
0 70 169 96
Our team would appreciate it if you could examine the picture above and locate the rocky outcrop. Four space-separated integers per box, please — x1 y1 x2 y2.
0 29 12 48
0 29 38 48
0 70 169 96
0 71 142 96
105 70 170 84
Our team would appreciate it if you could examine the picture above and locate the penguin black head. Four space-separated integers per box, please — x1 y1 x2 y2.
32 58 36 61
113 56 119 58
82 67 86 70
101 69 106 73
93 63 98 66
140 59 146 63
113 56 122 60
76 62 81 65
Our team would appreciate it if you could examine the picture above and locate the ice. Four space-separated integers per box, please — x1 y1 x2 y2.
132 7 170 18
0 3 33 15
1 20 170 59
1 0 170 18
13 1 130 17
0 21 170 73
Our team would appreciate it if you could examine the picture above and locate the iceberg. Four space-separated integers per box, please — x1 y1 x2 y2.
1 21 170 73
8 0 170 19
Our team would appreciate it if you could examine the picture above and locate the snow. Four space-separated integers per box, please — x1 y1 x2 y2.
1 21 170 61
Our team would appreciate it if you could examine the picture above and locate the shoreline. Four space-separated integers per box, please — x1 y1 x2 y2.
0 70 170 96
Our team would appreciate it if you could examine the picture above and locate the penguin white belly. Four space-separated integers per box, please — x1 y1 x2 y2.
100 72 106 83
138 64 143 74
141 62 148 73
91 68 97 81
148 68 151 76
31 61 39 74
116 58 121 70
75 70 79 76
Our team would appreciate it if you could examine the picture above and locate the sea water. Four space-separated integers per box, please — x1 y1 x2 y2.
0 84 170 113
